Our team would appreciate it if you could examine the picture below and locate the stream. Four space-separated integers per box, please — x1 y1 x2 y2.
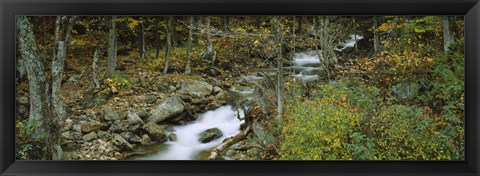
127 105 245 160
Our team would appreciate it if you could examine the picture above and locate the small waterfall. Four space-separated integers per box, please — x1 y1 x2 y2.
133 105 244 160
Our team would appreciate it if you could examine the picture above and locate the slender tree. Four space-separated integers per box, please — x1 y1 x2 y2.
373 16 381 53
51 16 74 123
16 16 52 159
275 16 283 120
107 16 117 78
139 19 145 61
442 16 457 53
163 16 173 74
185 16 194 74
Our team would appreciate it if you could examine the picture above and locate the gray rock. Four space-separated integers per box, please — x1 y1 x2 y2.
103 107 123 121
144 95 157 104
82 132 98 142
73 124 82 133
198 128 223 143
142 122 168 142
109 120 130 133
178 80 213 98
121 132 141 144
147 97 185 123
137 109 148 118
140 134 153 145
81 120 102 133
127 110 144 125
61 131 83 140
112 134 133 151
97 131 112 140
168 133 177 141
212 86 222 95
168 86 176 92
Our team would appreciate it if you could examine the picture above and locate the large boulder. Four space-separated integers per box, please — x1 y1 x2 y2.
147 97 185 123
142 122 168 142
178 80 213 98
109 120 138 133
61 131 83 140
198 128 223 143
102 107 123 121
82 132 98 142
127 110 144 125
112 134 133 151
81 120 102 133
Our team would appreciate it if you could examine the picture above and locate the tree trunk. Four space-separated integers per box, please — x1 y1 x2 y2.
298 16 303 34
206 16 213 57
373 16 381 54
291 16 296 76
163 16 173 74
51 16 74 123
222 16 229 32
139 20 145 61
442 16 457 54
275 16 283 120
185 16 194 75
92 47 101 89
17 16 52 159
107 16 117 78
171 17 178 47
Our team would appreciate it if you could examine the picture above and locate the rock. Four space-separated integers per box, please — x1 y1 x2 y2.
82 132 98 142
178 80 213 98
109 120 131 133
97 130 112 139
142 122 168 142
212 86 222 95
168 86 176 92
127 110 144 125
147 97 185 123
73 124 82 133
81 94 108 109
137 109 148 119
61 131 83 140
168 133 177 141
103 107 123 121
81 120 102 133
144 95 157 104
60 120 74 132
121 132 142 143
198 128 223 143
140 134 153 145
112 134 133 151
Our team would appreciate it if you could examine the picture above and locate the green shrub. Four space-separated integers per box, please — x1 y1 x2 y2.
280 83 363 160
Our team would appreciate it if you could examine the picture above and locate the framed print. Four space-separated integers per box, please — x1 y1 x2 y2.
1 0 479 175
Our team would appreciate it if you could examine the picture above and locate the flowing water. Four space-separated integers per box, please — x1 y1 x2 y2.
128 105 244 160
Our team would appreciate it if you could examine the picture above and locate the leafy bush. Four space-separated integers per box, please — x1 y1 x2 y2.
280 83 364 160
16 118 47 160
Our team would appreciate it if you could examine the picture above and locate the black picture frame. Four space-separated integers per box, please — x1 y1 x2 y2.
1 0 479 176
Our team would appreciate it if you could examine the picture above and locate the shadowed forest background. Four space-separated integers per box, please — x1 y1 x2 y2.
16 16 464 160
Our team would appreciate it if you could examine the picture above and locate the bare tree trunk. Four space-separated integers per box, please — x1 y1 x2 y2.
107 16 117 78
17 16 52 159
163 16 173 74
373 16 380 54
298 16 303 34
51 16 74 123
206 16 214 65
275 16 283 120
185 16 194 74
442 16 457 54
139 20 145 61
222 16 229 32
92 47 101 89
171 17 178 47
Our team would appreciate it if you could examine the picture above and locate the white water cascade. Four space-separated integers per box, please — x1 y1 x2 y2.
136 105 244 160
